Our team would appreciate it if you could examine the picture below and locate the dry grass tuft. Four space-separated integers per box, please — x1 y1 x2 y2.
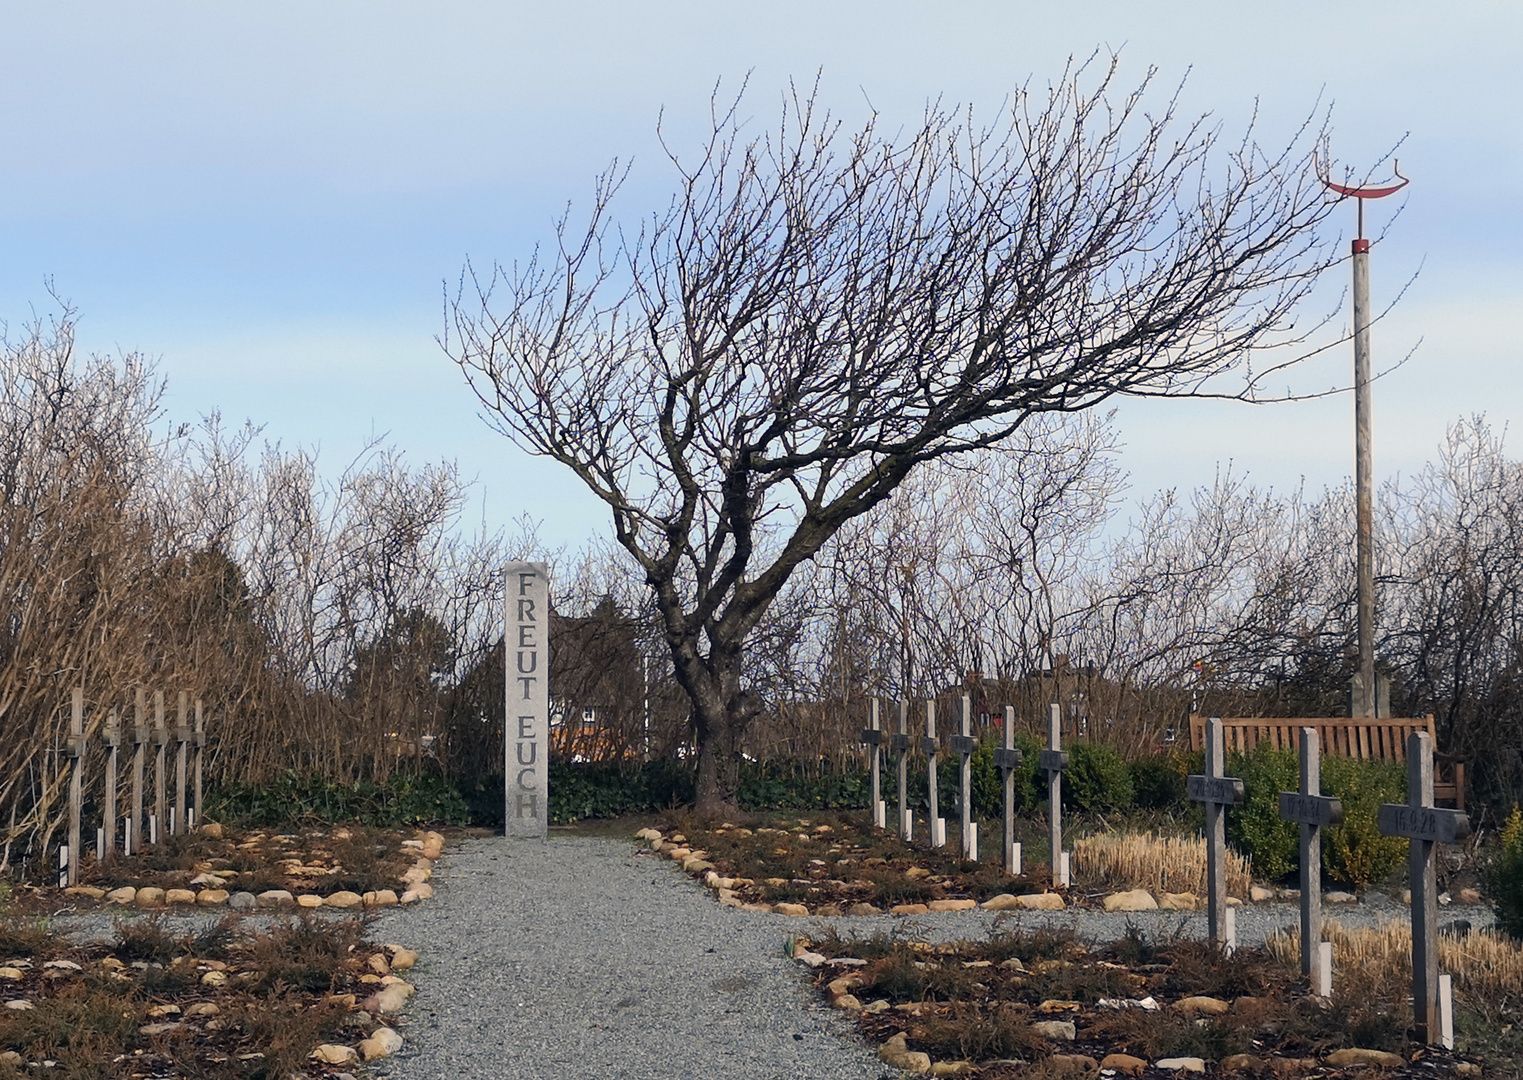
1073 831 1252 897
1266 919 1523 1002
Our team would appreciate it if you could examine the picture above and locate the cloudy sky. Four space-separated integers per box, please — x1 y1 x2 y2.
4 1 1519 548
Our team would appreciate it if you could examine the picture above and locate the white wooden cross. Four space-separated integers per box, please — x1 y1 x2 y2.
860 698 885 829
1377 731 1471 1045
923 701 945 847
1277 728 1342 993
995 705 1025 875
893 700 912 840
1040 703 1069 887
949 695 978 860
1186 717 1245 948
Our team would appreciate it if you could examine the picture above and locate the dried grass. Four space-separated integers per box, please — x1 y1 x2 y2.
1072 831 1252 898
1265 919 1523 1001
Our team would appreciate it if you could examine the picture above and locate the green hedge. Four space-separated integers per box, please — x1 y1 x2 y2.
208 769 471 828
1487 807 1523 941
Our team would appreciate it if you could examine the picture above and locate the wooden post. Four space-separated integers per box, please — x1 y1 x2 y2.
174 692 190 836
923 701 943 847
1041 703 1069 888
893 700 911 840
1187 717 1245 948
1277 728 1343 989
193 699 205 829
995 705 1024 876
131 689 146 856
861 699 885 829
152 690 167 845
102 708 120 861
950 696 977 860
66 688 85 887
1377 731 1471 1044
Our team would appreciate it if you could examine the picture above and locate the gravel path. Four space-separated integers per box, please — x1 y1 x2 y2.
370 836 1493 1080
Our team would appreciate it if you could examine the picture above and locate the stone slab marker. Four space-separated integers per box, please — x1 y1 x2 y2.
950 696 977 860
66 688 84 886
861 699 885 829
174 691 190 836
102 708 119 860
1186 717 1245 949
924 701 944 847
505 562 549 839
1377 730 1471 1044
894 700 911 840
152 690 167 845
130 690 146 856
1277 728 1343 991
996 705 1024 875
1040 703 1069 887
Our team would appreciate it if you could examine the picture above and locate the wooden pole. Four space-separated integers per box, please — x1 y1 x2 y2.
1047 703 1064 888
925 701 942 847
896 699 910 840
67 688 84 887
1352 234 1376 719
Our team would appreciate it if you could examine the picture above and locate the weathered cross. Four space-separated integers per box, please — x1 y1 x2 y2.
949 695 979 860
995 705 1024 875
1186 717 1245 948
174 691 191 836
65 688 85 887
1277 728 1342 992
893 700 912 840
1377 730 1471 1045
923 701 945 848
1040 703 1069 887
102 708 120 861
860 698 885 829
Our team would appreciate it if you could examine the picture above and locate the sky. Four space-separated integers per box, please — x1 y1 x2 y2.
3 1 1520 550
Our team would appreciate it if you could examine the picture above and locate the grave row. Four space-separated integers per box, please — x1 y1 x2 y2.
862 705 1469 1048
57 687 212 886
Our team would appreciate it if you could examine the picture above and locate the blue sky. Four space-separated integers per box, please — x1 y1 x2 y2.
4 1 1519 547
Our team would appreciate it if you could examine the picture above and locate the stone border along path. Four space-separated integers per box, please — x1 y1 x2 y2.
367 834 1496 1080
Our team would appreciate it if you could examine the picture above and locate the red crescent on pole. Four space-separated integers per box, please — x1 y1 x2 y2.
1320 160 1409 200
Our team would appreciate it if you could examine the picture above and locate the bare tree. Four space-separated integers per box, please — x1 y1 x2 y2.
446 61 1341 811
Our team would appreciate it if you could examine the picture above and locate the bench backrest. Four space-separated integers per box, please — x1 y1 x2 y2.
1187 714 1437 761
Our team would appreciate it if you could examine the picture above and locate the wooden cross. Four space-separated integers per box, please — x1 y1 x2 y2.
152 690 167 846
860 698 885 829
1277 728 1343 990
949 696 978 860
66 688 85 887
102 708 120 861
1186 717 1245 948
130 689 146 857
996 705 1025 875
174 691 191 837
923 701 944 847
1377 731 1471 1044
893 700 911 840
1040 703 1069 887
192 700 206 830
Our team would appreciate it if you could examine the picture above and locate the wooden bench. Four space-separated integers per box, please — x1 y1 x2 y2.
1187 714 1465 810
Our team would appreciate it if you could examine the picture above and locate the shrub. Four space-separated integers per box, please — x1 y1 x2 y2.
1321 755 1408 886
1063 741 1134 813
1227 743 1299 881
1130 749 1191 811
1486 806 1523 941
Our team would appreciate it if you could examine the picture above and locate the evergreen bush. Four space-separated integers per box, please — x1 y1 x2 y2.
1226 743 1299 881
1320 755 1407 886
1486 807 1523 941
1129 748 1193 811
1063 742 1134 813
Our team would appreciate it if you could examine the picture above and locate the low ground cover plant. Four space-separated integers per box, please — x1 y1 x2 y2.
0 912 411 1079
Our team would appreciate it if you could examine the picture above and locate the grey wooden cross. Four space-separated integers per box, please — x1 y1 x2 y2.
174 691 191 837
995 705 1024 875
66 688 85 887
893 700 911 840
1277 728 1342 990
949 695 978 860
130 689 146 857
102 708 120 861
1377 731 1471 1044
152 690 168 846
923 701 944 847
192 700 206 830
1040 703 1069 887
860 698 885 829
1186 717 1245 948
